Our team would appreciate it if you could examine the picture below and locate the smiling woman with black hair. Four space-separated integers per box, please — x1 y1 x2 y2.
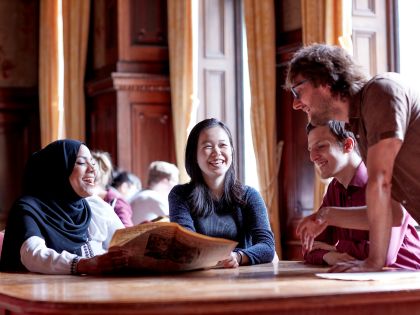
169 118 275 268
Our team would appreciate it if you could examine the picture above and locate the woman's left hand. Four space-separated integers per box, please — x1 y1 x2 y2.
216 252 240 268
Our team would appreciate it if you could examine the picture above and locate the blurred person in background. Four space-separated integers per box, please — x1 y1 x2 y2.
131 161 179 224
91 151 133 227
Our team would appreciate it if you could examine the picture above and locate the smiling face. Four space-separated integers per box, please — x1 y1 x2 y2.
196 126 233 186
307 125 349 179
291 77 338 124
69 145 97 197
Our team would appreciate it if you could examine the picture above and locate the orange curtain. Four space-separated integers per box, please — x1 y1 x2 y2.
39 0 61 147
62 0 90 142
302 0 352 49
167 0 195 183
244 0 282 256
301 0 353 210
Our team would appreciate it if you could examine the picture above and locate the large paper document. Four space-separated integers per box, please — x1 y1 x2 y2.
109 222 238 273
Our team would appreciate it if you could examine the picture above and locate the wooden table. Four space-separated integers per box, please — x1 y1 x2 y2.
1 261 420 315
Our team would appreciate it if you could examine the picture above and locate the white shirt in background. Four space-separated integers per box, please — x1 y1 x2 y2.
131 190 168 224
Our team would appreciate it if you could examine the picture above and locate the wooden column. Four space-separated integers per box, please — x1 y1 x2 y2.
275 0 313 260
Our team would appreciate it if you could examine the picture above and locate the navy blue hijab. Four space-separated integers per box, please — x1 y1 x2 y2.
0 139 92 271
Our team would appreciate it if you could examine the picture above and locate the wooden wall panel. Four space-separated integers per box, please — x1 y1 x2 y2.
0 115 29 216
130 0 167 45
0 0 39 225
0 1 38 87
0 88 39 225
91 0 169 78
91 0 118 75
117 0 168 74
131 104 175 183
86 87 118 162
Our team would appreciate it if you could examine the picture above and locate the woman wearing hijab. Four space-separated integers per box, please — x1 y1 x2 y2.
0 139 128 275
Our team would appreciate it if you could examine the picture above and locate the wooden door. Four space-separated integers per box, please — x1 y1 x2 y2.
131 104 175 184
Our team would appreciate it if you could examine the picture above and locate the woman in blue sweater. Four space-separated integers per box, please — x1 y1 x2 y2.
169 118 275 268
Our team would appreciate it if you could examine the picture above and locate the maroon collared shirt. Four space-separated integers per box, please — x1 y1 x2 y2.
304 163 369 265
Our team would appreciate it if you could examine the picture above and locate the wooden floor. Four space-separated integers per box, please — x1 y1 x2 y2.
1 261 420 314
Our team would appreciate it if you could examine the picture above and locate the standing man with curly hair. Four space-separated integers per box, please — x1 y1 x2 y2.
285 43 420 272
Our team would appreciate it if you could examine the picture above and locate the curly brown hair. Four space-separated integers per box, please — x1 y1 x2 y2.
285 44 369 100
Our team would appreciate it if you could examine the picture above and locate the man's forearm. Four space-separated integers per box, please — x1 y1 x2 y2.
320 206 369 230
365 179 392 268
321 203 403 229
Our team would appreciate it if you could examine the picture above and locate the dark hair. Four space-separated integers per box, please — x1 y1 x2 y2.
307 120 359 154
285 44 368 99
111 170 141 190
185 118 244 216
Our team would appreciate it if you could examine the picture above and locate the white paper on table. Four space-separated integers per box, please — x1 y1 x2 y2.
316 270 420 281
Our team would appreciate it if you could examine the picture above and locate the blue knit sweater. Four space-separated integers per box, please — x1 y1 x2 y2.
169 183 275 265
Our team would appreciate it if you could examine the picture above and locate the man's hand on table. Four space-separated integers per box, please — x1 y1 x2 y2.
329 258 384 273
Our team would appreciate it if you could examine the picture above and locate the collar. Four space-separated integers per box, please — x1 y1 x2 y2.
349 162 367 187
332 161 367 191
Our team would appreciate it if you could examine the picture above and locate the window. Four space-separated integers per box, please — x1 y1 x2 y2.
242 24 259 189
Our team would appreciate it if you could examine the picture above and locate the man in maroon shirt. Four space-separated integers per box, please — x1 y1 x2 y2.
299 121 420 269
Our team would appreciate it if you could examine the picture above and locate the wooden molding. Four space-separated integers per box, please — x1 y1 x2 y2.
111 73 170 92
86 73 171 96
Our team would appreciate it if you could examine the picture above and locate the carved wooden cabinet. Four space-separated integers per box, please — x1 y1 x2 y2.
86 73 174 184
86 0 174 184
